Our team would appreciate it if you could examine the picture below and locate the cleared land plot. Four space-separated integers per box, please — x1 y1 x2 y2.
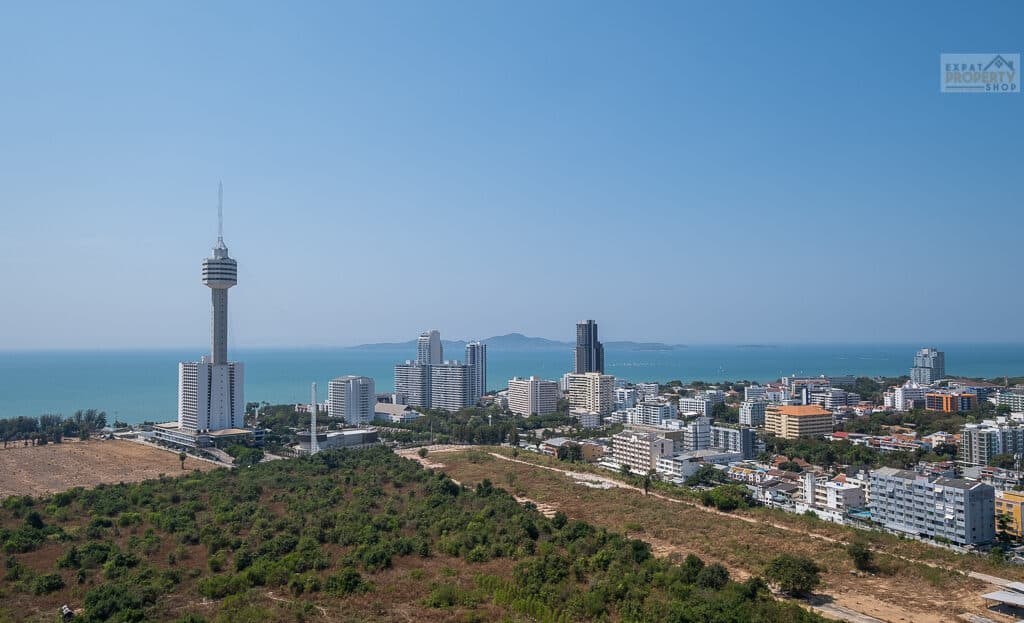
0 440 218 498
416 447 1022 623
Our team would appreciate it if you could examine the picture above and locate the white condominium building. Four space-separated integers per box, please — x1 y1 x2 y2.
636 382 660 401
678 397 713 417
430 362 472 412
567 372 615 415
744 385 767 402
894 382 928 411
465 341 487 404
417 330 443 365
394 361 430 408
507 376 560 416
178 357 245 433
634 400 678 426
611 430 674 473
328 375 376 425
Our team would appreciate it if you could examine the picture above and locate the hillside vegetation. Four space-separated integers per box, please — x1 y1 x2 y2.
0 447 821 622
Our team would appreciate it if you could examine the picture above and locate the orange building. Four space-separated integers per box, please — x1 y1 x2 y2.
925 392 977 413
764 405 833 439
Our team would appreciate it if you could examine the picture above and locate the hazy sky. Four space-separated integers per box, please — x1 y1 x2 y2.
1 2 1022 349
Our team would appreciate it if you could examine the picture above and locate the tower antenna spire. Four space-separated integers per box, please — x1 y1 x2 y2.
217 181 224 242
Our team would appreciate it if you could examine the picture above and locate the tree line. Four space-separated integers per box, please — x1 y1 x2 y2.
0 409 108 447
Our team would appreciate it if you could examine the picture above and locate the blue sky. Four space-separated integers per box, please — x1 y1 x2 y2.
1 1 1021 348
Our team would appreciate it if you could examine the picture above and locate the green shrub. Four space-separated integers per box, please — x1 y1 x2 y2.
32 572 65 595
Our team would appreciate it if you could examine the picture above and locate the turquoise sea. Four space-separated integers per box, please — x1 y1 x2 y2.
1 344 1022 424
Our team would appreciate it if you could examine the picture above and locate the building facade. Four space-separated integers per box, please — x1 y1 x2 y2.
417 330 443 365
611 430 674 473
465 341 487 404
869 467 994 546
911 347 945 385
574 319 605 374
764 405 833 439
710 424 759 459
430 362 472 411
507 376 560 416
739 400 766 427
394 361 430 408
960 420 1024 468
567 372 615 415
328 375 376 425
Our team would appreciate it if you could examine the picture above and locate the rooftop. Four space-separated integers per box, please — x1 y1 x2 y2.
769 405 832 417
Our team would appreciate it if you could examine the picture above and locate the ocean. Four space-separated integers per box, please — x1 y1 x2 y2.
1 344 1022 424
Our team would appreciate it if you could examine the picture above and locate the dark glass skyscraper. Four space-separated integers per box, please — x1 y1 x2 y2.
574 319 605 374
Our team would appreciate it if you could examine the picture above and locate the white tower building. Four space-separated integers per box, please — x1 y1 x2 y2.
177 184 245 433
417 330 443 365
328 375 376 425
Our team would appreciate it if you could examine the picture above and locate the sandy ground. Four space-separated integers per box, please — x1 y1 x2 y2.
0 439 219 498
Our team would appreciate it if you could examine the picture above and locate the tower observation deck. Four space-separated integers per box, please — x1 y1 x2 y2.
202 183 237 365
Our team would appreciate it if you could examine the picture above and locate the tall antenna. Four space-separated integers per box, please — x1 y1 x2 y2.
217 181 224 242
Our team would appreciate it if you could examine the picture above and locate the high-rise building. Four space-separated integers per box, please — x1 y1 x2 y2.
465 341 487 404
960 420 1024 467
739 400 766 427
508 376 559 416
328 376 376 425
177 185 244 434
574 319 605 374
430 362 472 411
911 347 945 384
394 361 430 408
567 372 615 415
418 330 443 365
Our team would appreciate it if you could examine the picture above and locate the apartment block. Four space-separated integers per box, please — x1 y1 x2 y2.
611 430 674 474
327 375 376 425
710 424 760 459
869 467 994 546
739 400 766 427
960 419 1024 468
567 372 615 415
507 376 559 416
926 391 977 413
764 405 833 439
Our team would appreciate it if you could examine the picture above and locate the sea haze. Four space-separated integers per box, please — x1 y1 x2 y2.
0 343 1021 424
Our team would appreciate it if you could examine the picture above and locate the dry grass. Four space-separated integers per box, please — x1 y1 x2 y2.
430 448 1016 623
0 439 219 499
